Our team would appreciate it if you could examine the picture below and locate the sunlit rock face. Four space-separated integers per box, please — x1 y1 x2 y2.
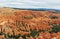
0 7 60 39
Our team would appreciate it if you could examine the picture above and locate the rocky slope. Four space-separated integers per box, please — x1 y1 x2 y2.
0 7 60 39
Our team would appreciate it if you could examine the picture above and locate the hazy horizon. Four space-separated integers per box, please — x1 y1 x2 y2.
0 0 60 9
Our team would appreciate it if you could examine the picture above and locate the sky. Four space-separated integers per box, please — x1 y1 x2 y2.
0 0 60 9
